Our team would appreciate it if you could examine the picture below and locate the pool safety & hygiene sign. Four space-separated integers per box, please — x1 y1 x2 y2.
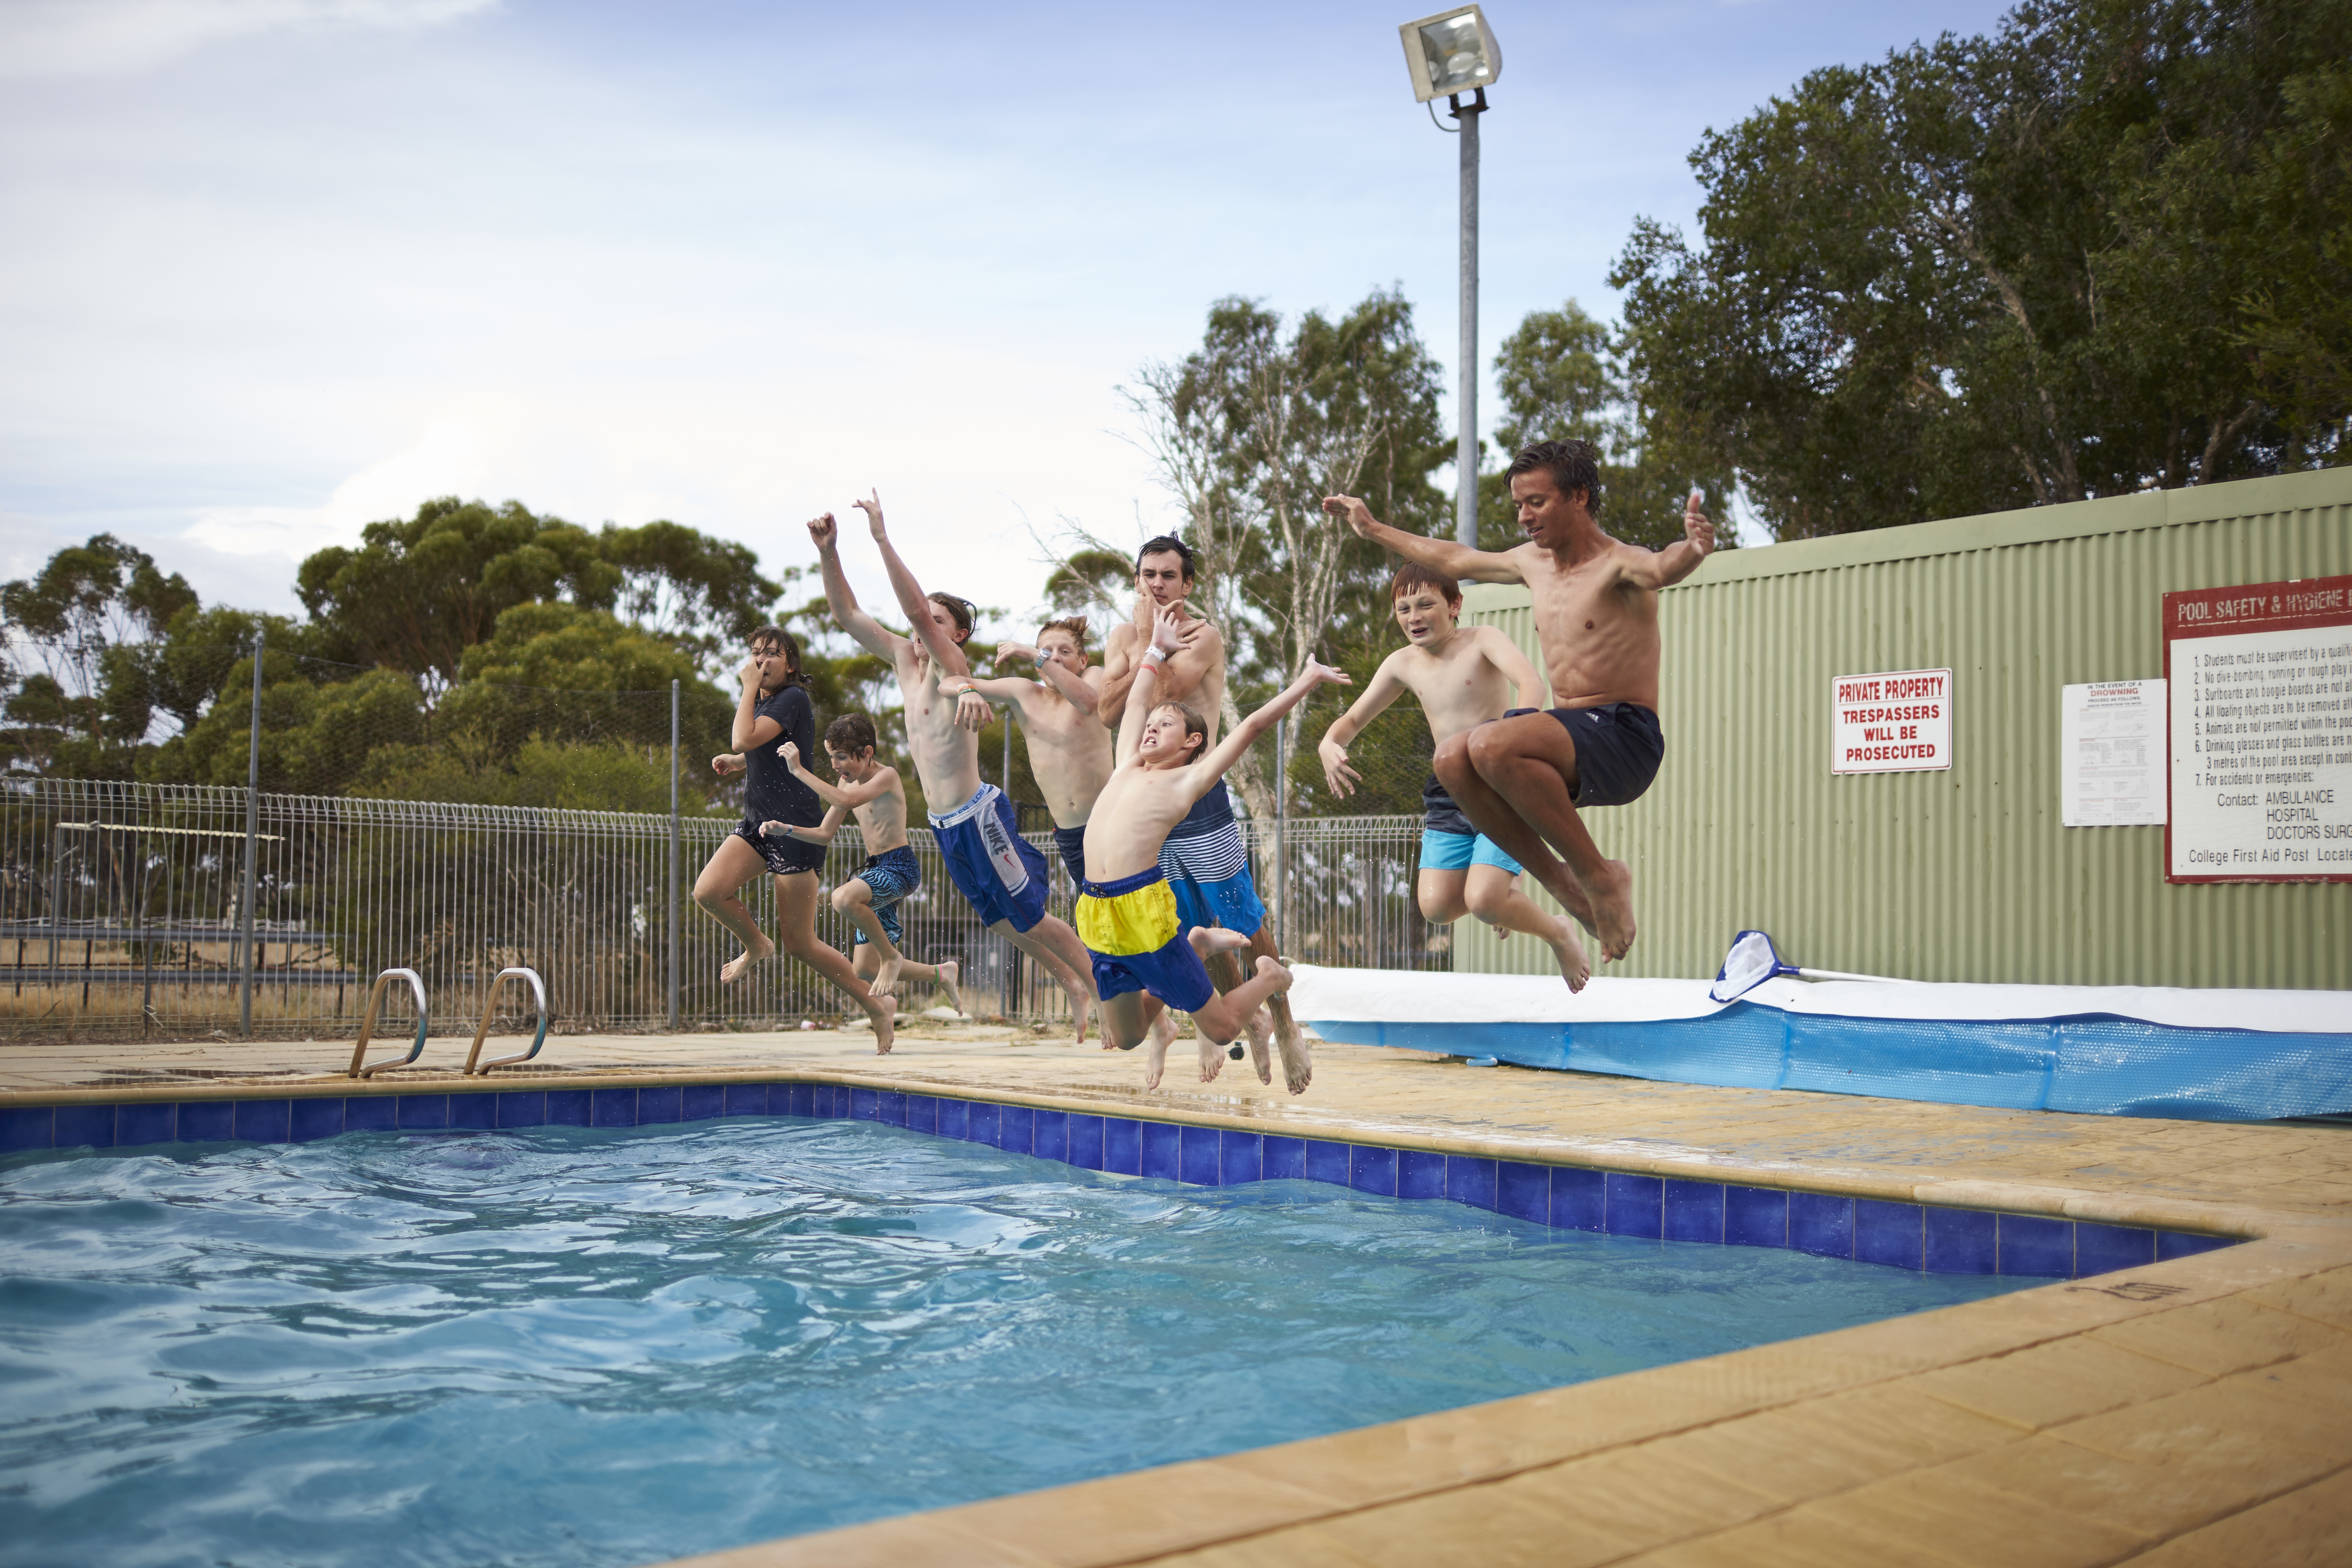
2062 680 2166 826
1832 668 1952 774
2165 574 2352 883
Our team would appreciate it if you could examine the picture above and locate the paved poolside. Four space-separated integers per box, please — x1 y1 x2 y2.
7 1019 2349 1563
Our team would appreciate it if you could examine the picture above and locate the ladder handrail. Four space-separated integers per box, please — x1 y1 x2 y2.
462 967 550 1075
347 968 430 1078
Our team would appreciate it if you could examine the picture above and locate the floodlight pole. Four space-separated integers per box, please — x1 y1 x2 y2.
1451 87 1487 549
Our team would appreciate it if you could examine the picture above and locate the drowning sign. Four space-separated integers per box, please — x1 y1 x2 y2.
1831 668 1953 774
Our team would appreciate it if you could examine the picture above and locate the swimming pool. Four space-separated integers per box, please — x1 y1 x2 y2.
1 1116 2029 1568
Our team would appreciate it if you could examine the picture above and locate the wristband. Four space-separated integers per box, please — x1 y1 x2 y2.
1141 645 1168 668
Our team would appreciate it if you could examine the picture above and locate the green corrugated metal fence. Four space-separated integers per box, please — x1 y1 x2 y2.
1455 468 2351 989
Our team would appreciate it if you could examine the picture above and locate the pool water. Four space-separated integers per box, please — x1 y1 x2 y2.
1 1119 2022 1567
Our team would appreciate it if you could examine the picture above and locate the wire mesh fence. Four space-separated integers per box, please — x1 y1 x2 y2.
0 778 1439 1042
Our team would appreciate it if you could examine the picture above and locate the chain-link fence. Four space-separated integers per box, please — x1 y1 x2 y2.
0 778 1436 1042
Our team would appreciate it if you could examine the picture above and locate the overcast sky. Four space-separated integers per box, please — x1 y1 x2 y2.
0 0 2014 637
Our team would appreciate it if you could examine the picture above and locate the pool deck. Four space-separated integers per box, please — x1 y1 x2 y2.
8 1019 2351 1563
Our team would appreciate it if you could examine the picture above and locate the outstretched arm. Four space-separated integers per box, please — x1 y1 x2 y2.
780 745 900 809
1322 494 1522 584
1621 489 1718 590
1187 660 1352 799
1317 654 1407 799
762 804 848 847
854 491 970 680
998 643 1103 714
808 511 908 662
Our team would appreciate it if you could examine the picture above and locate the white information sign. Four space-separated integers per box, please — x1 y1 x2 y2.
2061 680 2166 826
2164 575 2352 883
1831 668 1953 774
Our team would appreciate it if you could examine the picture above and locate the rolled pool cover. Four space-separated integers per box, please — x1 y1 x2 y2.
1290 966 2352 1122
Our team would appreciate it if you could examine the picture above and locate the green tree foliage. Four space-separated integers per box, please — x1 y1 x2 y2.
1611 0 2352 538
1 534 196 776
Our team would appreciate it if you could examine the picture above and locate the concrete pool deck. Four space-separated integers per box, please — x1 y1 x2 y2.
6 1019 2350 1563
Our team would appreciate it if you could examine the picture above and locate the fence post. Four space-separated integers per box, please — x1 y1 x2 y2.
1271 715 1287 957
668 678 680 1029
239 626 263 1037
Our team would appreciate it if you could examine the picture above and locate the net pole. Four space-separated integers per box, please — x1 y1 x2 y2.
239 626 263 1036
667 679 680 1029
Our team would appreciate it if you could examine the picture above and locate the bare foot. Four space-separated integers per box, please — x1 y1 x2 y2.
1548 919 1591 993
1143 1006 1177 1061
720 932 774 984
870 991 897 1054
1186 926 1252 959
871 952 904 999
1242 1004 1274 1085
934 958 962 1015
1068 981 1095 1047
1585 859 1637 962
1257 959 1311 1094
1196 1028 1227 1083
1143 1013 1176 1089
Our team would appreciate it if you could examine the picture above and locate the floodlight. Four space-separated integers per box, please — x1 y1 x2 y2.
1399 5 1501 103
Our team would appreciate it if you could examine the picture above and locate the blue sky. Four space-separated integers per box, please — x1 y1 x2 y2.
0 0 2014 636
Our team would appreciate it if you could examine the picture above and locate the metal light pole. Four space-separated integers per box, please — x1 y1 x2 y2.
238 626 263 1037
667 678 680 1030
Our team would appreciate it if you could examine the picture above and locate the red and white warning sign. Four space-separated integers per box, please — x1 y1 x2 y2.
1831 668 1953 774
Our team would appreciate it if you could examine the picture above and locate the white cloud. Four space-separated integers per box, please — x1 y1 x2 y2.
184 418 487 558
0 0 495 80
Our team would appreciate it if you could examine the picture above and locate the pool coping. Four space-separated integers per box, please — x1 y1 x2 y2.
9 1066 2350 1565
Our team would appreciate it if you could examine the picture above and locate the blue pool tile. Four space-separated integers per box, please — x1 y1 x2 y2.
1663 1180 1726 1244
879 1091 906 1127
1856 1200 1923 1270
450 1093 497 1131
545 1088 590 1127
1349 1145 1398 1197
290 1098 346 1142
55 1102 116 1150
1219 1131 1263 1186
346 1096 397 1133
999 1105 1035 1155
235 1099 291 1143
497 1092 545 1128
1447 1156 1499 1210
966 1101 1000 1148
2000 1215 2074 1277
1398 1148 1446 1200
2158 1230 2232 1261
849 1088 880 1122
1604 1173 1663 1238
1262 1136 1305 1181
1725 1186 1790 1249
118 1101 178 1147
0 1105 51 1152
1033 1110 1068 1163
590 1089 637 1129
179 1101 234 1143
805 1084 835 1118
724 1083 769 1118
682 1085 725 1122
1791 1193 1854 1258
1179 1125 1220 1185
1925 1207 1998 1274
1140 1122 1181 1181
1065 1114 1104 1170
782 1083 814 1118
904 1095 938 1135
1103 1117 1142 1175
398 1094 450 1132
2075 1224 2156 1278
1303 1139 1350 1185
1496 1161 1548 1223
638 1086 682 1125
936 1097 969 1140
1553 1167 1604 1231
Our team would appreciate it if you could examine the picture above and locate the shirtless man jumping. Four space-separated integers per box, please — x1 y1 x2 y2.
809 494 1099 1040
1323 439 1715 970
964 617 1116 896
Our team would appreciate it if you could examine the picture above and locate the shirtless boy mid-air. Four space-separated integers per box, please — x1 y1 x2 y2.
1323 438 1715 967
962 618 1115 897
810 494 1099 1041
1081 606 1349 1089
1318 562 1589 992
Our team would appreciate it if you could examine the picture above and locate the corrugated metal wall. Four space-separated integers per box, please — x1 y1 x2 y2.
1455 468 2352 989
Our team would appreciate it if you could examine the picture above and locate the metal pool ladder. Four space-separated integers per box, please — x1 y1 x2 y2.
347 968 430 1078
462 967 550 1076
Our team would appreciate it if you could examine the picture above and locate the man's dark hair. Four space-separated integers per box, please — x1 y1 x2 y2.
1154 700 1209 762
748 624 806 688
1135 535 1196 583
824 712 878 755
1507 439 1603 512
925 592 974 643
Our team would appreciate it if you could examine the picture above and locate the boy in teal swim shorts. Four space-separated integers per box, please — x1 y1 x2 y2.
1080 605 1351 1091
1317 563 1590 992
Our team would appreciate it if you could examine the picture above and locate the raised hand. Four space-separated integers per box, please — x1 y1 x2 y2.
955 690 993 731
779 740 804 770
738 654 765 690
995 643 1039 667
1299 660 1352 690
1321 495 1377 538
1150 603 1185 657
1683 488 1716 554
1319 741 1361 799
852 489 886 539
807 511 838 551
